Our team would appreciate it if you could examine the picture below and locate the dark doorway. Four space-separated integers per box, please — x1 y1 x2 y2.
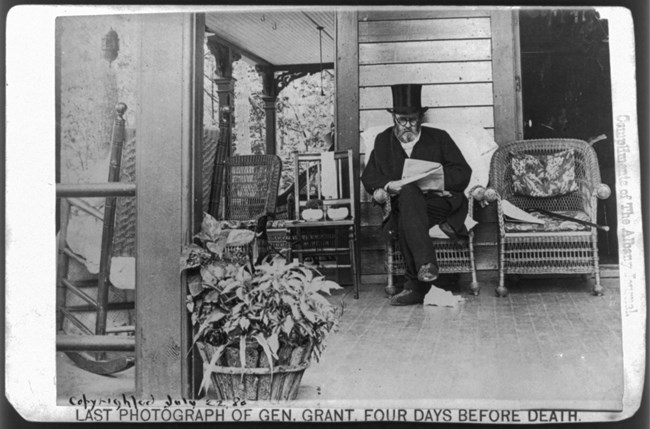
519 9 617 262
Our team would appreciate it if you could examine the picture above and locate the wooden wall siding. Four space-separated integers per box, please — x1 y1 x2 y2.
360 107 495 134
360 61 492 87
357 13 499 280
359 17 490 43
359 9 491 22
360 39 491 64
360 83 493 109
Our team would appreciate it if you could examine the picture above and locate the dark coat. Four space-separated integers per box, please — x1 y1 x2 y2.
361 126 472 233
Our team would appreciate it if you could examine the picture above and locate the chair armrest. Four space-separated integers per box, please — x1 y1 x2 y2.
471 186 506 235
468 185 500 203
594 183 611 200
372 188 389 204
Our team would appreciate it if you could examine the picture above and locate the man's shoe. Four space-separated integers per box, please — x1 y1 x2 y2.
389 289 425 306
417 262 439 282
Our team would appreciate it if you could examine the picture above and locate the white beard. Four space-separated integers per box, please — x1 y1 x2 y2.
396 129 419 144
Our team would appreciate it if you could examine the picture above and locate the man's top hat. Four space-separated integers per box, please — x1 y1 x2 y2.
387 83 429 114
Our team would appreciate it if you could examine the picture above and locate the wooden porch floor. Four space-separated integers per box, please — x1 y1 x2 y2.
57 273 624 411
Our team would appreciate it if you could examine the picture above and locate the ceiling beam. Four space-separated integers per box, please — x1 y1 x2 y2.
267 62 334 73
206 34 273 67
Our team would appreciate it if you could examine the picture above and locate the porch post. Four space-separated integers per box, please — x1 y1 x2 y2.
136 13 204 398
335 10 360 235
258 68 277 155
206 38 240 216
491 10 522 143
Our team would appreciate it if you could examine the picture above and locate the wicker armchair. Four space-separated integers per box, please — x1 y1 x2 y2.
486 139 611 297
381 186 483 296
214 154 283 263
221 155 282 222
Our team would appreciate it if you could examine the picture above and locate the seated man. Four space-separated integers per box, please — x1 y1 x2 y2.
361 84 472 306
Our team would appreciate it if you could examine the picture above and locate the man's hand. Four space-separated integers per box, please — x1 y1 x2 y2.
386 181 403 195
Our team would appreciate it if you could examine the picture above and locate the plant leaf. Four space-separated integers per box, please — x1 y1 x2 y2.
189 310 226 353
200 262 226 285
282 317 295 336
254 333 275 375
198 343 226 396
300 299 317 323
226 229 256 247
187 273 203 296
203 290 220 303
316 279 343 295
236 286 246 302
267 332 280 357
201 213 222 241
180 244 211 272
239 317 250 331
206 240 227 259
239 336 247 383
298 266 314 282
308 291 331 307
193 231 212 244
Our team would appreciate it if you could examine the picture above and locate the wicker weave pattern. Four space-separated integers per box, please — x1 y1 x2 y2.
222 155 282 221
389 238 474 274
490 139 601 216
489 139 605 296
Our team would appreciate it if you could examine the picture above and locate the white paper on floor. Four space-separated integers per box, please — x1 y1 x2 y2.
423 285 465 307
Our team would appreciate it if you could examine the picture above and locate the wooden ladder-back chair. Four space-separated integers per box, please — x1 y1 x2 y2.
285 149 361 298
487 138 611 297
211 154 282 263
56 103 136 375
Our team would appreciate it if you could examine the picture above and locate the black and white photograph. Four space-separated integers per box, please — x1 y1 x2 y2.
4 5 647 424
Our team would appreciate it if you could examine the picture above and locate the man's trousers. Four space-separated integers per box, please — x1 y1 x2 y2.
394 183 456 292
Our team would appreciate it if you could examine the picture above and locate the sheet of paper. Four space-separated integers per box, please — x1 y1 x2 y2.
502 200 546 224
423 285 465 307
399 159 445 191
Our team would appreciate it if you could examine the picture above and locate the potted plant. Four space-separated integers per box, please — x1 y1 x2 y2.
181 213 342 401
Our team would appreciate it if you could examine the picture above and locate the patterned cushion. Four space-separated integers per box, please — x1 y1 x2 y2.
510 149 579 197
505 210 591 233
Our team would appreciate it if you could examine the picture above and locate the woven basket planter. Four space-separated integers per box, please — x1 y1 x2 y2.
197 341 313 401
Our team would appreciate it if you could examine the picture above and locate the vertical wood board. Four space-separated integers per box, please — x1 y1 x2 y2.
490 10 520 144
335 11 361 241
136 13 201 398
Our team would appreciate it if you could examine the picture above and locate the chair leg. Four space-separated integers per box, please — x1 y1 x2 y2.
384 240 401 297
468 233 480 296
496 238 508 298
591 238 604 296
349 226 360 299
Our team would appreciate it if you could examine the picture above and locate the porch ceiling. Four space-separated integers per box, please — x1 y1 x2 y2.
205 10 335 67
